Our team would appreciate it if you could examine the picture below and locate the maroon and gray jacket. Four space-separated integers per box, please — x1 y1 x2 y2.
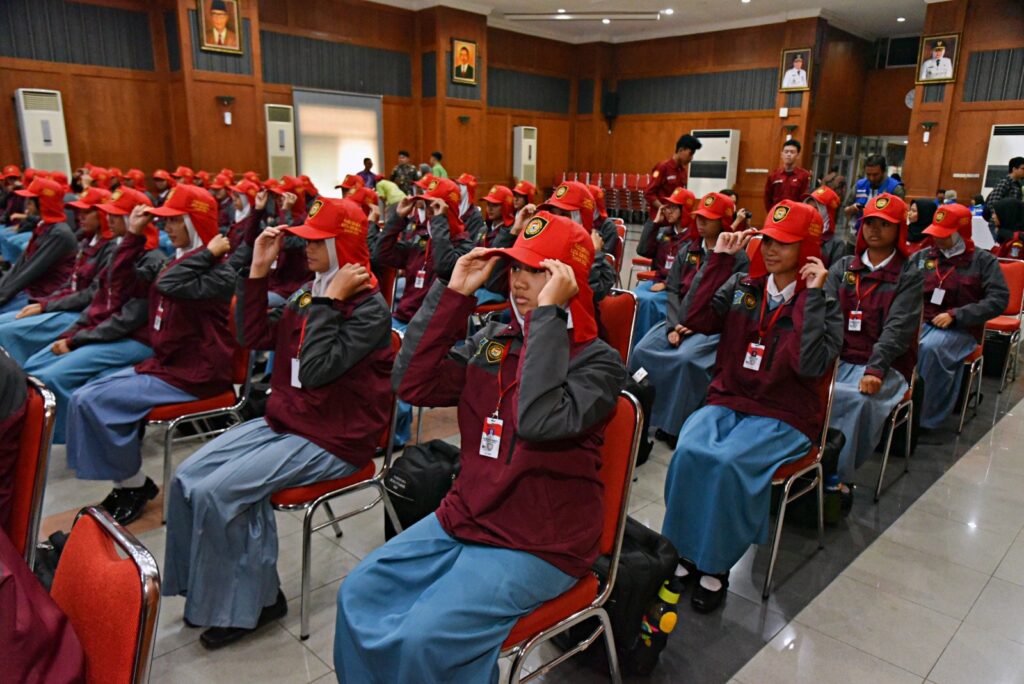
665 240 749 330
0 350 27 532
0 220 77 306
134 246 235 397
682 252 844 442
914 245 1009 342
820 234 852 268
35 235 117 312
235 277 394 466
637 219 691 282
826 253 923 383
59 232 166 350
394 282 627 577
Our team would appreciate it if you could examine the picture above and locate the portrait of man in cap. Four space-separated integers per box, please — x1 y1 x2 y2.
917 34 959 84
199 0 241 54
779 48 811 92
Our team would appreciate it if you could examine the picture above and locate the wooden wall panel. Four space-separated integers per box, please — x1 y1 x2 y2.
383 99 419 169
859 68 915 136
487 28 575 75
189 80 264 173
442 105 484 177
808 26 869 136
261 0 414 52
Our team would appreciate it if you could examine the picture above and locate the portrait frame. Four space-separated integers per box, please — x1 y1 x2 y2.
197 0 243 55
451 38 478 86
779 47 812 92
916 33 960 85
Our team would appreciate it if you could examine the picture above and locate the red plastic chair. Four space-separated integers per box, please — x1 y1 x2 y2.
7 376 56 568
958 344 985 434
51 506 160 684
627 257 652 288
598 289 638 366
875 370 916 502
985 259 1024 392
270 330 404 639
500 391 642 684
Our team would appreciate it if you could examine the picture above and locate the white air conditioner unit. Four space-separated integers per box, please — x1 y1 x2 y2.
688 128 740 199
14 89 71 176
513 126 537 185
265 104 296 179
982 124 1024 197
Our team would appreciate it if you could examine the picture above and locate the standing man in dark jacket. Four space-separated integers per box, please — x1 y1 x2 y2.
644 134 703 212
764 140 811 213
389 150 419 195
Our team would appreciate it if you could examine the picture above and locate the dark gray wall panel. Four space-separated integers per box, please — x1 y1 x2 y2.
577 78 594 114
923 84 945 103
189 10 251 75
422 51 436 98
785 91 803 108
487 68 569 114
165 10 180 72
963 48 1024 102
615 68 777 114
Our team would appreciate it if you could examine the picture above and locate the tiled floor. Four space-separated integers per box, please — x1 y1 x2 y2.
37 226 1024 682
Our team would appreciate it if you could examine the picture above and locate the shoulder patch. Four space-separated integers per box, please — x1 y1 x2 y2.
743 293 757 310
844 271 856 286
484 340 505 364
297 292 313 308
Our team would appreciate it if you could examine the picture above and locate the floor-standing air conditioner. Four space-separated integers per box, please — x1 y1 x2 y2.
513 126 537 185
265 104 297 179
688 129 740 199
982 124 1024 197
14 89 71 175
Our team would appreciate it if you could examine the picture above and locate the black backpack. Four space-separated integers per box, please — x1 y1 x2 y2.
383 439 461 540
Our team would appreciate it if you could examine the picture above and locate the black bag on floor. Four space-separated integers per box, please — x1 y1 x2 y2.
623 377 655 466
383 439 461 540
983 334 1010 379
552 517 678 675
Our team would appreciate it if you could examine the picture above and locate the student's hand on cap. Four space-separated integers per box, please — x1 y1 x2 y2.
538 259 579 308
251 227 284 277
651 282 666 292
51 339 71 356
327 263 373 302
800 256 828 289
396 196 416 218
511 204 537 235
254 189 269 211
591 229 605 253
128 205 153 235
15 303 42 319
932 312 954 329
714 228 755 255
429 198 447 218
281 192 297 211
448 248 500 296
859 374 883 395
207 234 231 258
654 205 667 225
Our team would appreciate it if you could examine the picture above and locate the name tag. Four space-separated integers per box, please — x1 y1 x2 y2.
153 315 162 331
665 254 676 270
480 416 503 458
931 288 945 305
743 342 765 371
291 358 302 388
848 310 863 332
1012 247 1020 258
414 269 426 289
632 367 649 383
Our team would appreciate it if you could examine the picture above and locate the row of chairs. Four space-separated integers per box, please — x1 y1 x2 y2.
560 171 653 224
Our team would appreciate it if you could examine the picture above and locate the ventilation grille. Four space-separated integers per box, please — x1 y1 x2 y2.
21 91 60 111
690 161 728 179
32 153 68 170
994 125 1024 136
269 155 295 180
266 105 293 123
692 130 731 139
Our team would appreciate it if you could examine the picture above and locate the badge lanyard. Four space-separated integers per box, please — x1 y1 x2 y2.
745 289 791 372
480 343 518 459
931 264 956 306
849 273 881 332
291 316 309 388
153 296 165 331
415 238 431 289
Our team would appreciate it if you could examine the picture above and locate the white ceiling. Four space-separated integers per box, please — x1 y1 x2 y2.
374 0 934 44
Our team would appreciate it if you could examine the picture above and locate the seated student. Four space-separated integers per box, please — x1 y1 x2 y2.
806 185 851 266
0 349 27 533
634 187 700 339
209 175 233 230
662 201 842 613
478 184 515 248
589 183 622 260
64 185 235 525
991 198 1024 250
915 203 1008 430
455 173 485 242
0 187 116 363
266 182 312 306
907 198 938 244
511 179 537 213
163 198 393 649
719 188 753 231
335 213 627 683
0 178 78 315
224 179 260 252
825 194 923 490
630 192 749 444
18 188 162 443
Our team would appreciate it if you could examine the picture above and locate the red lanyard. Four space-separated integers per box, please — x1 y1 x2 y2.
854 273 881 308
935 265 956 288
296 317 309 355
494 343 519 414
757 287 791 342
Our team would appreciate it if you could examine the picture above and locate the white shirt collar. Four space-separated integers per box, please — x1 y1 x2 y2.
766 275 796 308
861 249 896 272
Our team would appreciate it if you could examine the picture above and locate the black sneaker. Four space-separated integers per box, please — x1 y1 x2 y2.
654 429 678 448
110 478 159 526
199 590 288 650
691 572 729 614
98 488 124 514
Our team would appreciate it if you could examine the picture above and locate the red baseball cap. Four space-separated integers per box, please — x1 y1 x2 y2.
806 185 840 229
693 192 736 221
281 197 378 290
50 171 71 193
67 186 112 210
196 170 211 186
145 184 219 243
153 169 177 185
482 184 516 225
337 174 364 190
349 186 379 210
228 179 260 203
263 178 281 192
243 171 261 184
664 187 696 210
17 177 68 223
209 174 230 190
859 193 912 257
299 175 318 197
414 174 435 190
23 168 42 183
512 180 536 199
108 167 123 180
2 165 20 179
924 202 973 240
97 187 154 216
749 200 823 282
540 181 595 231
172 165 195 182
125 168 146 186
218 168 235 182
420 176 466 237
87 166 112 189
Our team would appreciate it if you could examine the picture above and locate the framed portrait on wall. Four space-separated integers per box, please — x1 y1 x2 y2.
451 39 478 86
916 33 960 85
779 48 811 92
198 0 243 55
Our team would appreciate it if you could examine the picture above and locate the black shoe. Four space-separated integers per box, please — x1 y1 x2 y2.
691 573 729 614
654 429 678 448
109 478 159 526
98 488 124 514
199 590 288 650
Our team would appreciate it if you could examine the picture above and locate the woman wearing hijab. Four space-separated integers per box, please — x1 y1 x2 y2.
915 203 1008 429
334 212 627 683
662 201 843 614
805 185 851 266
630 192 750 444
992 198 1024 251
64 185 236 525
825 194 923 489
163 197 393 649
455 172 485 241
266 177 314 304
589 183 622 260
906 198 938 244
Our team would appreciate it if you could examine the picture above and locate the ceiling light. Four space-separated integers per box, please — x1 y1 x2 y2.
897 16 906 22
506 11 661 21
602 18 610 24
742 0 751 4
557 8 566 12
663 8 674 15
555 14 570 19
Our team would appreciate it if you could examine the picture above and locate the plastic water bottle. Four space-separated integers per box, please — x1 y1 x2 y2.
632 579 681 674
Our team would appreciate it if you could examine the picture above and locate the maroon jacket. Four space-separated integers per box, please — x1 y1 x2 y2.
666 240 749 329
0 221 77 306
644 158 688 208
682 252 844 442
763 167 811 212
236 277 393 465
637 219 692 283
394 283 626 577
37 236 116 311
0 352 27 533
134 246 235 397
915 245 1009 342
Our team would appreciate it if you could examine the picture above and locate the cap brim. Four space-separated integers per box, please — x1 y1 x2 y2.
923 223 957 238
96 203 130 215
482 194 504 204
759 225 803 244
281 224 335 241
65 200 95 210
14 188 38 197
479 245 546 269
145 205 186 217
2 173 18 179
692 207 726 220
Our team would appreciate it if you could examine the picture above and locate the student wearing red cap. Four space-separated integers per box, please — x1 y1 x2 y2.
266 177 314 305
164 197 394 649
511 179 536 213
336 174 364 195
65 184 236 524
825 194 923 487
152 169 176 205
915 202 1008 429
662 200 843 613
630 191 750 444
805 185 851 266
0 165 22 222
124 168 147 192
478 184 516 248
455 172 485 241
335 212 626 682
171 165 195 186
634 187 702 339
589 183 622 263
0 178 78 314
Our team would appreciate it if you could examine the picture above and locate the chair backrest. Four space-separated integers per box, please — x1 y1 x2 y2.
745 234 762 261
998 259 1024 318
597 392 642 598
377 266 398 311
597 289 638 366
817 358 841 454
8 376 55 567
51 507 160 684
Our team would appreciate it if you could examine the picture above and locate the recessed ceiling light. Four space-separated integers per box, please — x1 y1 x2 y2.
897 16 906 22
663 8 674 15
742 0 751 4
555 14 569 19
602 17 611 24
557 8 566 12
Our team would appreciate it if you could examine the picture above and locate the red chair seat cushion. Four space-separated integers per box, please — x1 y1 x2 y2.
502 574 599 650
965 345 984 363
631 257 652 266
270 462 376 507
146 391 236 421
635 270 658 282
986 316 1021 334
772 447 820 483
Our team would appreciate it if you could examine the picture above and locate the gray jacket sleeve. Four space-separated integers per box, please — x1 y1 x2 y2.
953 251 1010 329
636 220 659 259
0 224 77 305
598 218 620 258
69 298 148 348
298 293 391 388
45 278 99 313
155 249 236 301
797 288 844 378
516 306 627 442
482 227 517 294
589 258 615 301
867 261 923 377
428 214 474 281
463 208 485 244
665 247 687 329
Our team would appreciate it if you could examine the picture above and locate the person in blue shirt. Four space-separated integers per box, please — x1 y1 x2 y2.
843 155 905 231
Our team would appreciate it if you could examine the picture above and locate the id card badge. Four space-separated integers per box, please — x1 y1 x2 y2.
743 342 765 371
290 358 302 388
632 367 649 383
1012 247 1021 259
271 255 279 270
414 269 426 289
930 288 946 305
153 315 162 331
848 310 863 332
479 416 503 458
665 254 676 270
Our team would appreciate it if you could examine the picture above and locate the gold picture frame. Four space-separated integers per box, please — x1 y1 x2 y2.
779 47 811 92
198 0 243 55
916 33 960 85
451 39 478 86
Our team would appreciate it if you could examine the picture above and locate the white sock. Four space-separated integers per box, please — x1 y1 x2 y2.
115 471 147 489
699 575 723 592
674 563 690 579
